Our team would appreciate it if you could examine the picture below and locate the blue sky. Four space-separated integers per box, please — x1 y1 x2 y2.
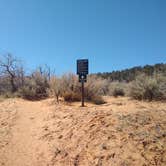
0 0 166 75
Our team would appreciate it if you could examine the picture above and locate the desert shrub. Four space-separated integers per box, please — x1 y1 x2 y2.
18 78 37 99
19 86 36 99
58 73 81 102
91 95 106 105
60 73 79 94
113 88 125 97
85 75 109 97
0 76 11 95
19 71 49 100
143 78 160 100
63 91 81 102
156 74 166 100
83 75 108 104
59 74 106 104
109 82 128 97
130 74 166 101
0 91 16 98
31 71 49 98
49 76 62 102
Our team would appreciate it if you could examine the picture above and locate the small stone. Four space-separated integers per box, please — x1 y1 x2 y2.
101 143 107 150
58 135 63 139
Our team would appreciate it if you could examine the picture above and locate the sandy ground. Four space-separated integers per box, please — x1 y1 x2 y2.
0 97 166 166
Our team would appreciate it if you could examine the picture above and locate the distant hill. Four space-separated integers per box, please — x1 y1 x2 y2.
96 63 166 82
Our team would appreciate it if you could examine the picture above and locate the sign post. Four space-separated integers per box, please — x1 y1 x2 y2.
77 59 89 107
81 77 85 107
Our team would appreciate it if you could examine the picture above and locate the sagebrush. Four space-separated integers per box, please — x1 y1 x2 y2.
130 74 166 101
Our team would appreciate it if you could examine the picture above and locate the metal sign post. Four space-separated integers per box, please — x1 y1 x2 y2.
81 77 85 107
77 59 89 107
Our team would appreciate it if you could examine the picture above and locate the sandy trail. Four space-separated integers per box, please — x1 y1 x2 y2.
0 99 51 166
0 97 166 166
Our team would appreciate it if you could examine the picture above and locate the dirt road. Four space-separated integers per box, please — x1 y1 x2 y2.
0 97 166 166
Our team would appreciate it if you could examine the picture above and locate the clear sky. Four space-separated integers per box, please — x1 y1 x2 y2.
0 0 166 75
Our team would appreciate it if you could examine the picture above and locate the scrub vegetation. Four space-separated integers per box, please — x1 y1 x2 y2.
0 54 166 103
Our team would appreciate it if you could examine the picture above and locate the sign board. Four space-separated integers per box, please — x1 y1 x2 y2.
76 59 89 107
79 74 87 82
77 59 89 75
